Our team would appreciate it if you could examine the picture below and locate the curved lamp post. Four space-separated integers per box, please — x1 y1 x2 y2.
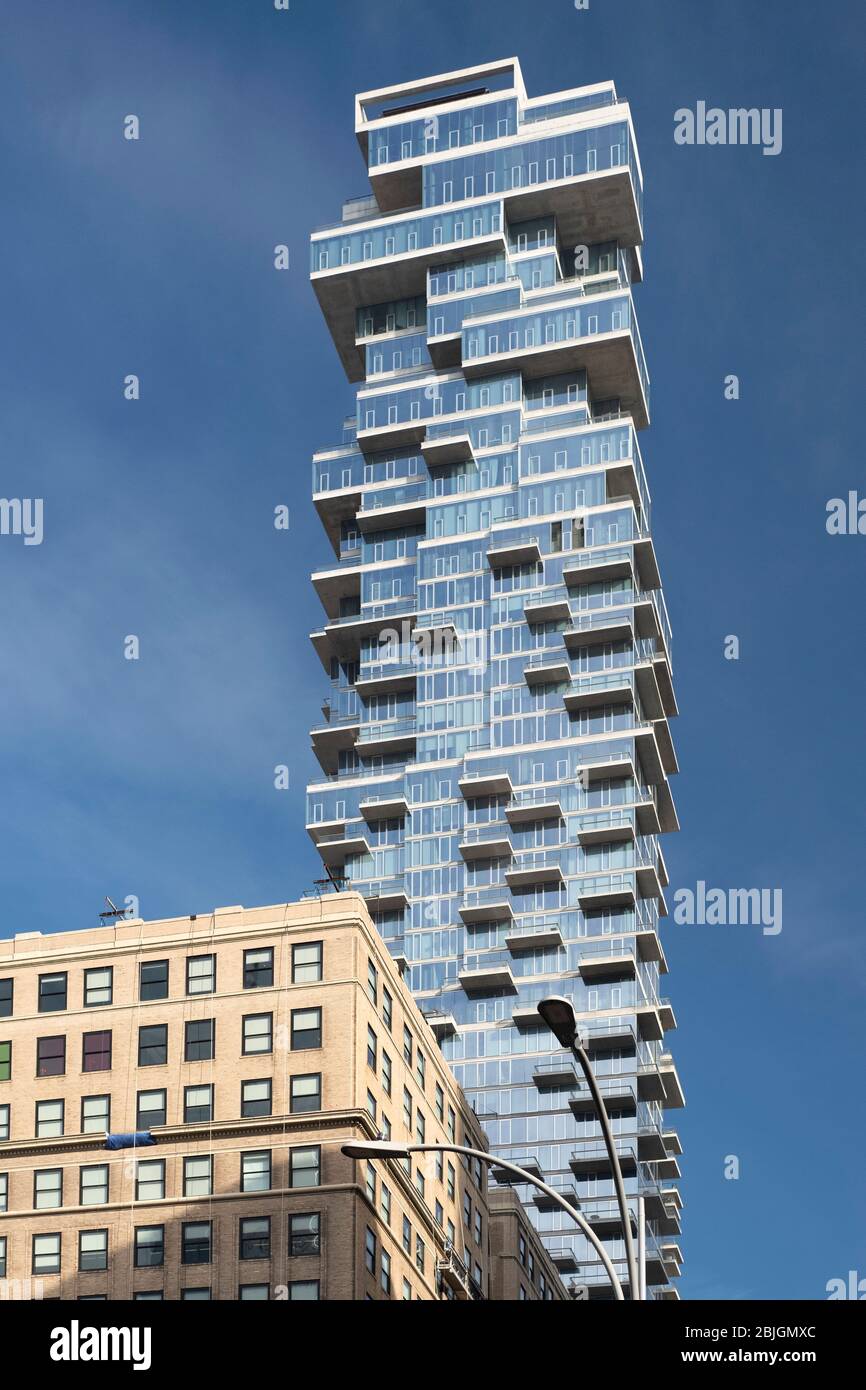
538 995 640 1300
342 1138 626 1301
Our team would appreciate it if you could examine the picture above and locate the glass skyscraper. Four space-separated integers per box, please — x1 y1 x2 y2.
306 58 683 1299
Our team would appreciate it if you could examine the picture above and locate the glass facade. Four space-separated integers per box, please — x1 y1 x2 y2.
307 60 681 1300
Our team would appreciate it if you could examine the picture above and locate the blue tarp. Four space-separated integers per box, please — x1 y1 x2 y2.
104 1131 156 1150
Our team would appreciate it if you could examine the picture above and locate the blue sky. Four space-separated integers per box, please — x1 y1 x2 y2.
1 0 863 1300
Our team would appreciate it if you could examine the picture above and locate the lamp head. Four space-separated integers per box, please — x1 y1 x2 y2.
537 995 579 1049
342 1140 410 1161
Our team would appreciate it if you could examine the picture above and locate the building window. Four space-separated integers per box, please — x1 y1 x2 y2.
291 940 322 983
181 1222 212 1265
34 1168 63 1209
79 1164 109 1206
0 980 12 1019
365 1161 376 1203
33 1233 61 1275
0 1104 8 1141
243 948 274 989
447 1106 456 1142
135 1159 165 1202
435 1152 443 1182
402 1025 413 1067
416 1111 425 1143
365 1227 376 1274
37 1035 65 1077
402 1278 411 1301
81 1095 110 1133
241 1150 271 1193
381 1184 391 1226
184 1084 213 1123
242 1013 272 1055
415 1235 425 1274
289 1281 319 1300
186 955 216 996
416 1050 426 1090
402 1087 412 1130
134 1226 164 1268
475 1209 483 1245
402 1216 411 1255
382 987 392 1030
381 1114 391 1140
447 1163 455 1199
382 1051 392 1095
291 1007 322 1050
366 1089 377 1121
367 959 378 1005
289 1145 320 1189
0 1233 8 1276
136 1089 166 1129
139 960 169 1001
241 1078 272 1118
184 1018 215 1062
239 1284 269 1300
518 1232 527 1266
288 1212 320 1256
0 1041 10 1082
183 1156 212 1197
36 1099 64 1138
381 1249 391 1295
133 1291 163 1301
38 972 67 1013
435 1199 444 1227
137 1024 167 1067
415 1169 425 1199
77 1234 107 1273
239 1216 270 1260
366 1024 377 1070
82 1030 112 1073
83 967 113 1008
181 1288 211 1300
0 1173 7 1212
290 1073 321 1114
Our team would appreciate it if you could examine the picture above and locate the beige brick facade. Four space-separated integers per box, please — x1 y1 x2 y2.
0 893 507 1301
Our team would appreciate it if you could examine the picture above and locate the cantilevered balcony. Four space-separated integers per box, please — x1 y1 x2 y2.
658 1054 685 1110
523 589 572 625
420 1009 458 1041
420 430 476 469
310 713 361 775
314 597 417 662
531 1058 580 1089
355 716 417 758
458 890 514 925
459 768 513 800
489 1153 544 1186
583 1200 638 1237
505 790 563 825
486 534 542 569
505 852 565 889
311 826 371 867
569 1076 637 1114
458 952 517 993
534 1183 581 1214
563 546 635 591
356 487 427 527
458 826 513 862
359 793 410 821
577 943 638 981
362 880 409 913
576 809 637 847
564 610 635 651
564 671 636 713
505 920 565 952
354 659 418 698
462 291 650 429
578 873 636 912
523 652 572 687
569 1141 637 1175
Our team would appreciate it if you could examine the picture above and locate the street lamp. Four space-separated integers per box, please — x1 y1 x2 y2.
538 996 640 1301
342 1139 626 1301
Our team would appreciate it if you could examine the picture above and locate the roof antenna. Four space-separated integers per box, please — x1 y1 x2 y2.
98 897 127 924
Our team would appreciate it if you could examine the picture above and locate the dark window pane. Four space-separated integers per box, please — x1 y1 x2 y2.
139 961 169 1002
